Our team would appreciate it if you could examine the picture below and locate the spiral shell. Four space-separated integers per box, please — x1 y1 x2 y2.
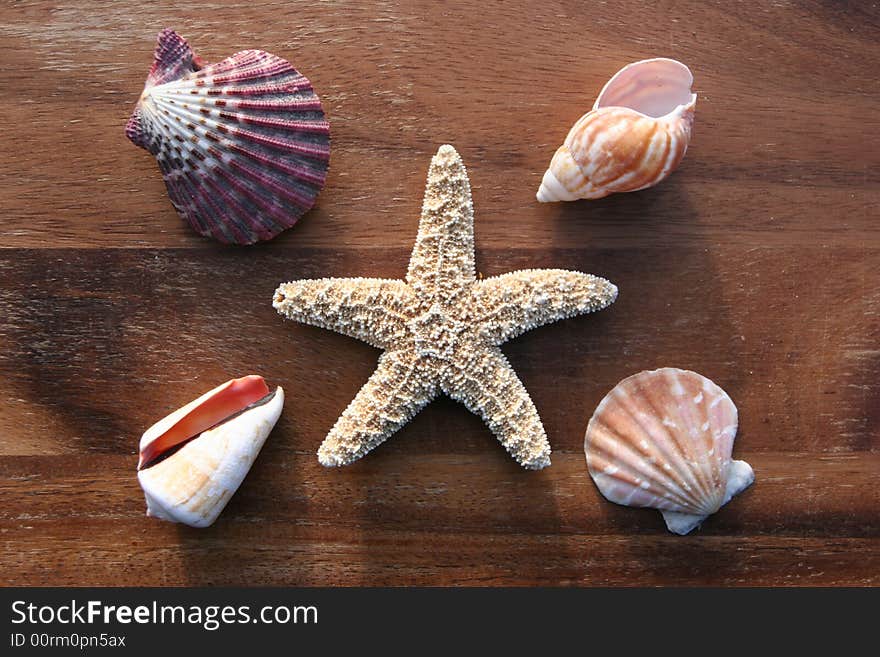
126 29 330 244
537 58 695 202
584 368 754 535
137 375 284 528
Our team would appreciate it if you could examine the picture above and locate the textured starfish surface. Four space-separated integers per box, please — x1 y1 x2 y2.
273 145 618 469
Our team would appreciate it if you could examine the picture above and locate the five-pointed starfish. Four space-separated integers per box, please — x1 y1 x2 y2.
273 145 617 469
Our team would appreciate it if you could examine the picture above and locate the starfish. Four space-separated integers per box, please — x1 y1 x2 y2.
273 145 618 469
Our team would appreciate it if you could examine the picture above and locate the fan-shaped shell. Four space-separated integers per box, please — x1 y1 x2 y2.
537 58 695 202
137 376 284 527
126 29 330 244
584 368 754 535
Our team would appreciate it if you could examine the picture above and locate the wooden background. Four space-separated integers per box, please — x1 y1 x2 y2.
1 1 878 586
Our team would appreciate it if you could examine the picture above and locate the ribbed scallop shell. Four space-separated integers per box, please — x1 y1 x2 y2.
584 368 754 535
126 29 330 244
137 376 284 528
537 58 695 202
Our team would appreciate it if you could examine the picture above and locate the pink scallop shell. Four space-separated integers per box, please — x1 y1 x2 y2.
584 368 754 534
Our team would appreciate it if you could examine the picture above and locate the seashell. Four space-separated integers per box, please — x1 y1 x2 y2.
537 58 696 202
584 368 753 535
137 375 284 527
126 29 330 245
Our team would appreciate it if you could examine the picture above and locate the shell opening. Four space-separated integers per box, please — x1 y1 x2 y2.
594 58 695 119
138 375 272 470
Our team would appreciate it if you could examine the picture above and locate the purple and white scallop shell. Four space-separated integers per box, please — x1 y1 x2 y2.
126 29 330 245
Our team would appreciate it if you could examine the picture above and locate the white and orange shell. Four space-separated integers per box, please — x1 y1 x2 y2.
584 368 753 535
537 58 696 202
137 375 284 528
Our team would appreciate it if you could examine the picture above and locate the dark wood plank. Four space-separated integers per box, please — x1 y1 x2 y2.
0 1 877 586
1 248 876 457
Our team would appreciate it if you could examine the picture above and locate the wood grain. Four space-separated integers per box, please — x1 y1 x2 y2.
0 1 877 586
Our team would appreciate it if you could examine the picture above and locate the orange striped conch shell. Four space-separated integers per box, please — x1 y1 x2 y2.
537 58 696 202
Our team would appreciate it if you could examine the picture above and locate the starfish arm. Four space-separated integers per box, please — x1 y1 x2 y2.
318 350 439 466
471 269 618 345
442 346 551 470
273 278 415 349
406 145 476 301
